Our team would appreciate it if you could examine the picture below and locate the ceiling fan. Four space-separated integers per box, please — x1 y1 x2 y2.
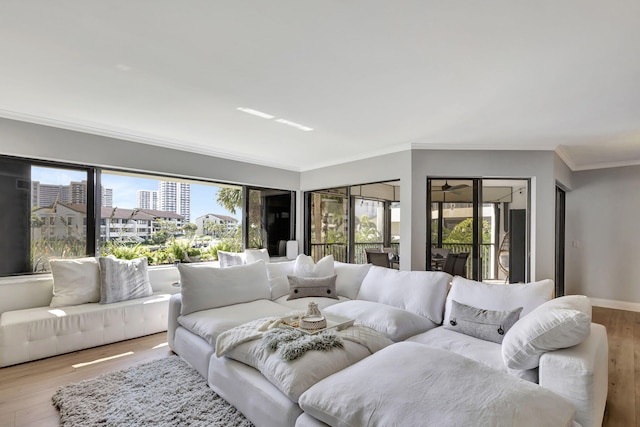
433 180 469 193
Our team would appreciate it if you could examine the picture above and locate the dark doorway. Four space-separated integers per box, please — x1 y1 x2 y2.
555 186 566 297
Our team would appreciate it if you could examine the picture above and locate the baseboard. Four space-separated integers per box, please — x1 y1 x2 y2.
590 298 640 313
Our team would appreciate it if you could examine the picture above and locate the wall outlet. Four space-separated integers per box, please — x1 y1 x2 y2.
572 240 581 248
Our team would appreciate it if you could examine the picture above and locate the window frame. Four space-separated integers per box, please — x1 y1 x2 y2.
0 154 297 276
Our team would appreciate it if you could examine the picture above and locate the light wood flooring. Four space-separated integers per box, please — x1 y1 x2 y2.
0 306 636 427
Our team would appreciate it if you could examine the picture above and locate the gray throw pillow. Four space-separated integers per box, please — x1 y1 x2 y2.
445 300 523 344
218 250 245 268
98 256 153 304
287 275 338 300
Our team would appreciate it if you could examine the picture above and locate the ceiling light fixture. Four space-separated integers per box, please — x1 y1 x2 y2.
236 107 274 119
236 107 313 131
275 118 313 132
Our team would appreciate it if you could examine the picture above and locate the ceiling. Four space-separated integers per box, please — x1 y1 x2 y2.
1 1 639 172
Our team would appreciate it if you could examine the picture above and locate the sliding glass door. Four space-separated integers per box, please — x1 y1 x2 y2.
427 178 530 282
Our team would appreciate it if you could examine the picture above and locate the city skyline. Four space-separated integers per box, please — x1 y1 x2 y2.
31 166 241 222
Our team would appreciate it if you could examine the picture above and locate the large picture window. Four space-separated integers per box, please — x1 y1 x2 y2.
0 155 295 276
99 171 244 265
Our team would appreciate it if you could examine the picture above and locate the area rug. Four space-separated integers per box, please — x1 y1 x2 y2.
52 356 253 426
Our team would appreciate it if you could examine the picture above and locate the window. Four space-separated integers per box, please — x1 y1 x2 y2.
305 180 400 264
0 154 296 276
427 178 530 282
0 156 93 275
245 187 295 255
100 171 243 264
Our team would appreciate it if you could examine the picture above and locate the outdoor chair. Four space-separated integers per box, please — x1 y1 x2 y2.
452 252 470 277
366 251 391 268
442 253 457 274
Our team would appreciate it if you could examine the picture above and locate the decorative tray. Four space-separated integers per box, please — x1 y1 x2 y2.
281 313 354 335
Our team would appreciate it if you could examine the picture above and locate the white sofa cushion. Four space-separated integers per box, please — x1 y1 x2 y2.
98 256 153 304
356 266 451 324
177 299 291 346
49 257 100 307
266 260 296 300
178 261 271 315
444 277 554 326
333 262 371 300
324 300 437 342
0 292 171 367
502 295 592 370
293 255 335 278
407 327 537 382
298 343 575 427
245 248 270 264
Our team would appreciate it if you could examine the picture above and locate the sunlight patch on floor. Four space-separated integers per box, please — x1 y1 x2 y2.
152 342 169 349
72 351 134 368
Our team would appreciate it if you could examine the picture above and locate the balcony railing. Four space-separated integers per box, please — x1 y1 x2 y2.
310 242 497 279
310 242 400 264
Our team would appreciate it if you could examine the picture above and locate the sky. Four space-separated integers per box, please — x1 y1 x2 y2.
31 166 241 221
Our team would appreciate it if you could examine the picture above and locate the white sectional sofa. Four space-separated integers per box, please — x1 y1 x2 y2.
168 257 609 427
0 263 180 367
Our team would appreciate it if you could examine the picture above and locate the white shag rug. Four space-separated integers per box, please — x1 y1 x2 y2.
52 356 253 426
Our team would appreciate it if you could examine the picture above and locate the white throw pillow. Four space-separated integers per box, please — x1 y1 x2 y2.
266 260 296 300
49 257 101 307
357 266 451 325
443 277 554 326
98 256 153 304
293 254 335 278
334 262 371 300
179 260 271 315
245 248 270 264
217 250 245 268
502 295 592 370
325 300 437 341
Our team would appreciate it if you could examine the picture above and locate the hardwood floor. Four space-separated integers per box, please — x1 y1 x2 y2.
593 306 640 427
0 307 636 426
0 333 172 427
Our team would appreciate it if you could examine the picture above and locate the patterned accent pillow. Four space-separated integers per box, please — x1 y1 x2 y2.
98 256 153 304
445 300 522 344
287 275 338 300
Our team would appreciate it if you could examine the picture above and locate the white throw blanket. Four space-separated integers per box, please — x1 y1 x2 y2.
216 317 392 358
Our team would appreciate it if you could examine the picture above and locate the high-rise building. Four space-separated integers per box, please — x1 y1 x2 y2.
158 181 190 222
136 190 158 210
102 187 113 208
32 180 112 208
31 181 70 208
70 181 87 204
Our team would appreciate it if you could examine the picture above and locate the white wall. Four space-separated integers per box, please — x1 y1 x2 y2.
0 118 299 191
566 165 640 304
